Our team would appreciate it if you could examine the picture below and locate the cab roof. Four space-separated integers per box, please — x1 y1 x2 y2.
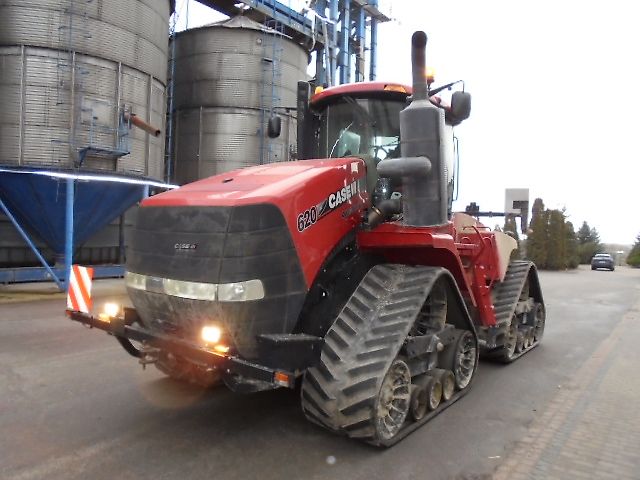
310 81 412 105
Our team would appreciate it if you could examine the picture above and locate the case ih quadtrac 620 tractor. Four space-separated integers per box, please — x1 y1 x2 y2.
67 32 544 446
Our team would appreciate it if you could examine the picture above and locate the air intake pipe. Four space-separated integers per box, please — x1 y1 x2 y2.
376 31 448 227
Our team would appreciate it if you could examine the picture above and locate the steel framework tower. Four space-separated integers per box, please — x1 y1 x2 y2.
195 0 389 86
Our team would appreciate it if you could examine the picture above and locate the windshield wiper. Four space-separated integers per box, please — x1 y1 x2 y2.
329 121 354 157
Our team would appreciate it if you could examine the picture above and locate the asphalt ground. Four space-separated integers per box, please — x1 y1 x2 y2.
1 266 638 480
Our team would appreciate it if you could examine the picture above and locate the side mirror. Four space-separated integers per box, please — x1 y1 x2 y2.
267 115 282 138
446 91 471 126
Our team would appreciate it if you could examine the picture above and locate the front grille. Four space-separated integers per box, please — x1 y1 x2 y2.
127 204 298 284
125 203 307 358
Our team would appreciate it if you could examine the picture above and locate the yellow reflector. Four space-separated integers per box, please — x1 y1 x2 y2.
426 67 436 84
213 345 230 354
314 86 324 94
383 84 407 93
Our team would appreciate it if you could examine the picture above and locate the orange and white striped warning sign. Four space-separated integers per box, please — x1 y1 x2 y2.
66 265 94 313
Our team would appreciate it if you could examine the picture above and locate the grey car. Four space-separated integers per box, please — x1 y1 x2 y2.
591 253 615 271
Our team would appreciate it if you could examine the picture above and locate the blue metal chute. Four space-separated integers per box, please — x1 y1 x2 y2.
0 170 145 255
0 168 176 289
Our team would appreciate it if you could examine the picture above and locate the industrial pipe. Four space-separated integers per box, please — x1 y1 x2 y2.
411 31 428 101
124 112 161 137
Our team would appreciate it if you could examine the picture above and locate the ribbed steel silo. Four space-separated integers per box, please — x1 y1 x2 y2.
0 0 171 285
0 0 169 178
171 16 308 185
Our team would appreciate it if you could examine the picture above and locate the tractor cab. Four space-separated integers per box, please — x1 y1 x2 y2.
309 83 408 162
296 81 470 215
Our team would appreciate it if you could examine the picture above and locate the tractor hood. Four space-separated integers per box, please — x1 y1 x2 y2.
142 157 369 288
144 159 361 208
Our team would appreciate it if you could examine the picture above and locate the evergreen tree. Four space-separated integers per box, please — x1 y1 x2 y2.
526 198 548 268
627 233 640 267
546 209 566 270
503 215 521 260
565 221 579 269
530 198 545 228
577 221 591 244
576 221 603 264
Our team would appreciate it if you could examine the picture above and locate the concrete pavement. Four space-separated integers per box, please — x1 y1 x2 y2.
494 274 640 480
1 266 639 479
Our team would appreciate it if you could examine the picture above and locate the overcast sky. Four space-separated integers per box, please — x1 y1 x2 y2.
177 0 638 244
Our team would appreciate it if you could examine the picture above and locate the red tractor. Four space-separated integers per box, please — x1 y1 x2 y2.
67 31 544 447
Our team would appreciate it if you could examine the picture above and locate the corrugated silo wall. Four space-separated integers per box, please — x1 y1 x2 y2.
0 0 170 267
172 21 308 185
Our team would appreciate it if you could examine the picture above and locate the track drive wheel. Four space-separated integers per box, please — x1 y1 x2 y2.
374 359 411 441
440 330 477 390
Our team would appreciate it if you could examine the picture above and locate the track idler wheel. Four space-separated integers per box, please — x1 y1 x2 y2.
374 359 412 441
410 374 442 421
496 319 518 362
527 329 536 348
531 303 546 342
429 368 455 401
515 331 525 353
440 329 477 390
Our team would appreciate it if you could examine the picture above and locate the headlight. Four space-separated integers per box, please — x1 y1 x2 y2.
201 325 222 344
98 302 121 321
124 272 264 302
218 279 265 302
125 271 146 290
164 278 217 301
103 302 120 317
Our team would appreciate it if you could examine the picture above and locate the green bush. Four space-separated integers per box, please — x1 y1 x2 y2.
627 234 640 267
628 254 640 267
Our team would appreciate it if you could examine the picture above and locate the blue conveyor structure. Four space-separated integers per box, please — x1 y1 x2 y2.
0 168 176 290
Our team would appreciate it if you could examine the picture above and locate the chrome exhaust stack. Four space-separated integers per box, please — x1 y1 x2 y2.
376 31 449 227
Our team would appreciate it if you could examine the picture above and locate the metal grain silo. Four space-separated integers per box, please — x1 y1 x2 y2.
0 0 171 286
0 0 169 177
171 16 308 185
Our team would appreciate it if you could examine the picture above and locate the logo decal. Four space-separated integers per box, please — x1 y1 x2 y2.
174 243 198 250
297 206 318 232
297 181 360 232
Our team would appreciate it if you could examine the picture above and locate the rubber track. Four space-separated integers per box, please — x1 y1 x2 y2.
487 260 542 363
492 261 532 325
300 264 470 446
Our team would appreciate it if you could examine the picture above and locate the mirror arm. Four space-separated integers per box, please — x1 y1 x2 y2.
429 79 465 97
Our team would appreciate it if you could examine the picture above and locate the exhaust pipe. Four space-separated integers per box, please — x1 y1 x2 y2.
411 31 428 101
376 31 448 227
124 112 161 137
